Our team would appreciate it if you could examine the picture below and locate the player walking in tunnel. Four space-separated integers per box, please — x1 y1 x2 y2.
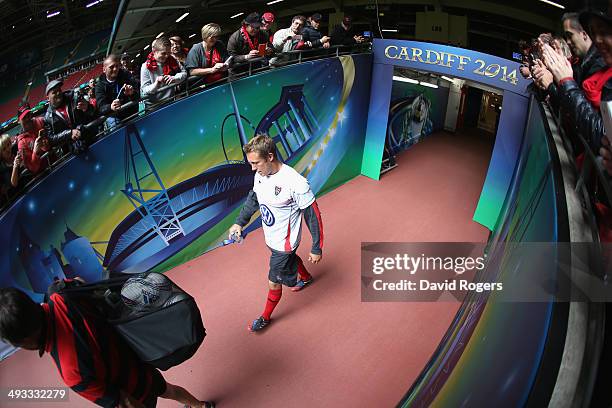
229 134 324 332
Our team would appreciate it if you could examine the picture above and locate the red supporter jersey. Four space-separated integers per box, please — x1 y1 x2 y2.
205 48 224 84
42 293 159 407
17 117 46 173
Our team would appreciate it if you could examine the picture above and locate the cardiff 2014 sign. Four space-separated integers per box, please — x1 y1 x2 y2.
373 39 530 96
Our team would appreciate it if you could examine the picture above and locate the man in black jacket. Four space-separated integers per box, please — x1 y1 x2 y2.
302 13 331 49
563 12 606 86
330 15 364 47
43 79 96 155
95 54 139 129
533 15 605 104
541 7 612 156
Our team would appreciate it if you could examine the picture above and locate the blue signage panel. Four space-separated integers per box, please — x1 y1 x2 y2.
372 39 530 96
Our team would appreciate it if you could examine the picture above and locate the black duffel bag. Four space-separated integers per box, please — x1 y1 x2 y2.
48 272 205 371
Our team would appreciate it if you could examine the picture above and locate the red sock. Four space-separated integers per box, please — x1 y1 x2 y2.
262 288 282 320
297 256 312 281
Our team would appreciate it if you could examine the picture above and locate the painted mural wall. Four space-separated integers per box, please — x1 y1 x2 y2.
402 99 559 407
0 54 372 347
387 82 449 154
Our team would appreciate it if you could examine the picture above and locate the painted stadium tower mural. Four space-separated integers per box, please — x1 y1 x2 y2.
104 83 321 273
0 55 371 296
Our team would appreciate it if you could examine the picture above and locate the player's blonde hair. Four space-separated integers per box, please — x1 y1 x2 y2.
243 133 277 160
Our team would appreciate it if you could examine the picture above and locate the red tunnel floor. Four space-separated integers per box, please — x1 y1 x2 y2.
0 129 492 408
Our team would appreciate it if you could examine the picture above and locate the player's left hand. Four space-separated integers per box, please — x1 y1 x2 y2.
308 253 322 264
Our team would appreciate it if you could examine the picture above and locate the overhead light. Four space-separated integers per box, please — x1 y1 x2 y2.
27 81 33 86
156 32 164 38
85 0 103 8
46 10 61 18
382 29 398 33
130 59 134 63
143 44 150 50
538 0 565 9
267 0 284 4
441 76 455 82
135 53 141 58
231 12 244 19
392 76 418 84
176 12 189 22
419 81 438 88
189 33 196 38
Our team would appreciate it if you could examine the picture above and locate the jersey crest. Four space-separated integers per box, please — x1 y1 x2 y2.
259 204 275 226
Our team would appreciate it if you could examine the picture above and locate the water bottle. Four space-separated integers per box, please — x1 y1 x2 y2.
223 231 243 246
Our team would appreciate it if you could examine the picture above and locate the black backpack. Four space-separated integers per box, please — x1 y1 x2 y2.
48 273 206 371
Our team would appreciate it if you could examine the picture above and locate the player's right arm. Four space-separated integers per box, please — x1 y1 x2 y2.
230 190 259 238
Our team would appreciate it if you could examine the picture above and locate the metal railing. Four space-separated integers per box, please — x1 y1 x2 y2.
0 43 372 213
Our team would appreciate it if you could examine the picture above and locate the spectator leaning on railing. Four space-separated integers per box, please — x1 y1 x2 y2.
141 37 187 109
270 15 307 66
0 134 21 195
330 15 365 47
185 23 229 84
261 12 276 44
43 79 96 155
96 54 139 128
539 6 612 155
16 107 49 174
170 36 189 68
227 12 273 69
533 14 606 114
562 12 606 89
301 13 331 49
120 54 140 82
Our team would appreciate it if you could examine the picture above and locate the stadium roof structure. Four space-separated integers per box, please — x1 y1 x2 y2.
0 0 588 62
108 0 584 59
0 0 121 59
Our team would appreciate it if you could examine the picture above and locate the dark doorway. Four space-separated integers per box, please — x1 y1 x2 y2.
463 87 483 128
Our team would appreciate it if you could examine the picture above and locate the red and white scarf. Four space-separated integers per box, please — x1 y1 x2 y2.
145 52 180 76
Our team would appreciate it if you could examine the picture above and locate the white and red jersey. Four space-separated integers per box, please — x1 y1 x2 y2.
252 164 315 252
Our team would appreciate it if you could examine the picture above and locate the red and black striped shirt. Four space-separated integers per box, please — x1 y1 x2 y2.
41 293 161 407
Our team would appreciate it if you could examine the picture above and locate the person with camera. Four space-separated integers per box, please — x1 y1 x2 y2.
141 37 187 109
531 15 605 107
330 16 365 47
43 79 97 156
301 13 331 50
16 107 50 174
96 54 139 129
0 134 21 196
270 15 307 66
227 12 273 72
260 12 275 44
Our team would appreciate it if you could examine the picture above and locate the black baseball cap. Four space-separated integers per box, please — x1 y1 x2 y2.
244 12 262 28
311 13 323 22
